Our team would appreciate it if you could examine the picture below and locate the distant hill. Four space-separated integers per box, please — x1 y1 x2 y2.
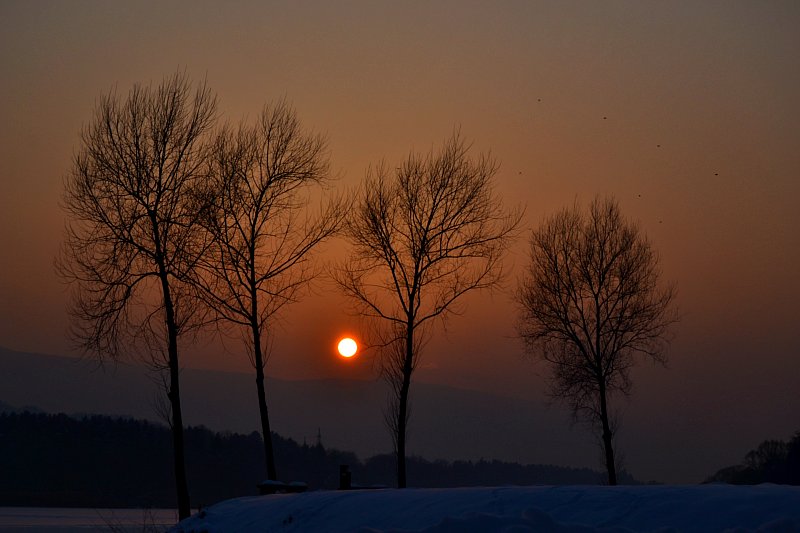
0 346 597 473
0 411 626 508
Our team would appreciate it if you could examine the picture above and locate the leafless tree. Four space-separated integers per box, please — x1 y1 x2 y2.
335 133 522 487
516 196 677 485
57 72 216 519
195 100 342 481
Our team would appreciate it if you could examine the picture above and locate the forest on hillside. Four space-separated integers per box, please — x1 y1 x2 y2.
0 411 628 508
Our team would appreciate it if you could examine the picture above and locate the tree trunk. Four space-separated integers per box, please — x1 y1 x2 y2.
396 376 410 488
598 380 617 485
395 323 414 488
252 324 277 481
160 273 191 520
396 377 411 488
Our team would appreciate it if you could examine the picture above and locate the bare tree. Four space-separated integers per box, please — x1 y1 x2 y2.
516 196 677 485
195 100 342 481
57 72 216 519
335 133 521 487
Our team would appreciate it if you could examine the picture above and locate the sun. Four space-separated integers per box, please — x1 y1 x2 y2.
337 337 358 358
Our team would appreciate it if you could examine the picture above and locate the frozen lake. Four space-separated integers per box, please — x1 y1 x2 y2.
0 507 177 532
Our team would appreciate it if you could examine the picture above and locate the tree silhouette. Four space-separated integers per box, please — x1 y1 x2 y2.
57 72 216 519
195 100 342 481
335 132 521 487
516 196 677 485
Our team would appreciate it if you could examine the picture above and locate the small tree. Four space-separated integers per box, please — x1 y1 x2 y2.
516 196 677 485
335 132 521 487
57 72 216 519
196 100 342 481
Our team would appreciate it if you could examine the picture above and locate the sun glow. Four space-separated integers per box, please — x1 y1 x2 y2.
337 337 358 358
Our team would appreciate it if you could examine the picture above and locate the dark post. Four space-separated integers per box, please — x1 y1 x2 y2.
339 465 351 490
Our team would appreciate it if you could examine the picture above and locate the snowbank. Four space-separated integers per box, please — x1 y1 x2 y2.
172 484 800 532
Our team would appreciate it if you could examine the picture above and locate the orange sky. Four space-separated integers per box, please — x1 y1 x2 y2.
1 1 799 483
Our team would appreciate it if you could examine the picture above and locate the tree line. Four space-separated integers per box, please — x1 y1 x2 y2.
0 411 632 508
58 71 676 518
706 433 800 485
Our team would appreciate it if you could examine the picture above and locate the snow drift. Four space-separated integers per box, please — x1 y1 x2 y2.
172 484 800 532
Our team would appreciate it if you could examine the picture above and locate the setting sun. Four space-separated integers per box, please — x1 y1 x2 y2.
337 337 358 358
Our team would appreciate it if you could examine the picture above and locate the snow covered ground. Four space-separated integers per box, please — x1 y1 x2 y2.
172 484 800 532
0 507 177 532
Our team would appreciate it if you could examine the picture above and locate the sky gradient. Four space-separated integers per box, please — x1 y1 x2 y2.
1 1 799 483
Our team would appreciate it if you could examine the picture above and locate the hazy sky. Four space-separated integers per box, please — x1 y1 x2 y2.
1 1 799 483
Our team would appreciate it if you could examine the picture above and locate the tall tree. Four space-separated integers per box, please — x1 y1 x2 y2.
196 100 342 481
57 72 216 519
516 196 677 485
335 133 521 487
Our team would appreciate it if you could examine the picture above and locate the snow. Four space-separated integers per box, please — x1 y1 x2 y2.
0 507 177 532
171 484 800 532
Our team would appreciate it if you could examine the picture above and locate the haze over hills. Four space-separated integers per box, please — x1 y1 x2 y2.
8 345 788 485
0 346 599 479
